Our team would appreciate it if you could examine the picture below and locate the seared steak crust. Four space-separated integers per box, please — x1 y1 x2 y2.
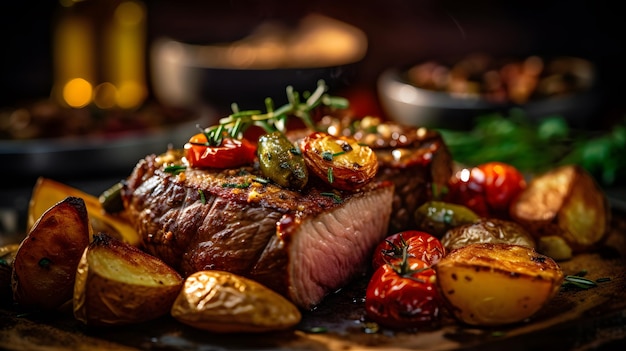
122 152 394 309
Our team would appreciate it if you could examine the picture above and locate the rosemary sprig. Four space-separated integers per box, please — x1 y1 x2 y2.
321 192 343 203
198 189 206 205
563 275 597 289
164 165 187 174
197 80 349 147
560 269 612 291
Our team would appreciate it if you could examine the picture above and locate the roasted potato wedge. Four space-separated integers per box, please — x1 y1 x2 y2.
73 232 183 326
509 165 610 253
12 196 92 310
29 177 141 246
171 270 302 333
435 243 564 326
440 218 536 251
0 244 19 301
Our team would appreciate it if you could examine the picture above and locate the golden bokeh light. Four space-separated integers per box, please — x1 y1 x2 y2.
93 82 118 109
116 81 146 109
63 78 93 108
115 1 145 27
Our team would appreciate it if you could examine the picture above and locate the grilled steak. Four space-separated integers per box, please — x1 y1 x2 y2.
121 151 394 309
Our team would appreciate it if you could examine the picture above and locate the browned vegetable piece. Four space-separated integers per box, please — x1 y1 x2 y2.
171 270 302 333
11 196 92 310
509 164 610 253
73 233 183 326
301 131 378 191
537 235 573 261
29 177 141 246
435 243 564 326
0 244 19 300
415 201 480 237
440 217 536 251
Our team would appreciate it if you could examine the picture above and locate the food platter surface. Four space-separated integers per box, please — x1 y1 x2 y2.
1 84 625 351
1 208 625 351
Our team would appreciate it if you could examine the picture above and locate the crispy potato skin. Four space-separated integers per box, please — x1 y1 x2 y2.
509 165 610 254
29 177 141 246
435 243 564 326
73 233 183 326
12 196 91 310
171 270 302 333
440 218 536 251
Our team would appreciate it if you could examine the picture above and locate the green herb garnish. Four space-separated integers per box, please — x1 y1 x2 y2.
327 167 334 183
197 80 348 147
198 189 206 204
222 182 251 189
438 112 626 186
322 150 347 161
562 275 597 289
164 165 187 175
322 151 333 161
321 192 342 203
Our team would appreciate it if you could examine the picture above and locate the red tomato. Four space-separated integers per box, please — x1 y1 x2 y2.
371 230 445 270
184 133 257 169
446 161 526 218
365 257 441 329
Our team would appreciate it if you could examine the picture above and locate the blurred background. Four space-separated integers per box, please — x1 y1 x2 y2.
1 0 626 234
2 0 625 108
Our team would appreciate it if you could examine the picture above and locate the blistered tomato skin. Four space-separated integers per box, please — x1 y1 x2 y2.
301 132 378 191
365 258 441 329
371 231 445 270
446 162 526 218
184 134 257 169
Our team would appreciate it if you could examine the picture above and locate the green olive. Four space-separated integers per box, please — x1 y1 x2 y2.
99 182 125 214
415 200 479 237
258 131 308 190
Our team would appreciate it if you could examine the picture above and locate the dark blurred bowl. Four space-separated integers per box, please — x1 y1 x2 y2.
377 56 600 130
150 15 368 116
0 102 203 183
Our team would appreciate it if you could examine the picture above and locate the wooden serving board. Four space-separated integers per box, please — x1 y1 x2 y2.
1 210 625 351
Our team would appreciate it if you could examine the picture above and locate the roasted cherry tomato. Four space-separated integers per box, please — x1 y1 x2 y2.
184 133 257 169
446 161 526 219
365 256 441 329
372 230 445 270
300 131 378 191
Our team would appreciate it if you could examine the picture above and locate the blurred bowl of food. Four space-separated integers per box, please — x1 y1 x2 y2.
150 13 368 115
377 54 599 130
0 100 200 182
